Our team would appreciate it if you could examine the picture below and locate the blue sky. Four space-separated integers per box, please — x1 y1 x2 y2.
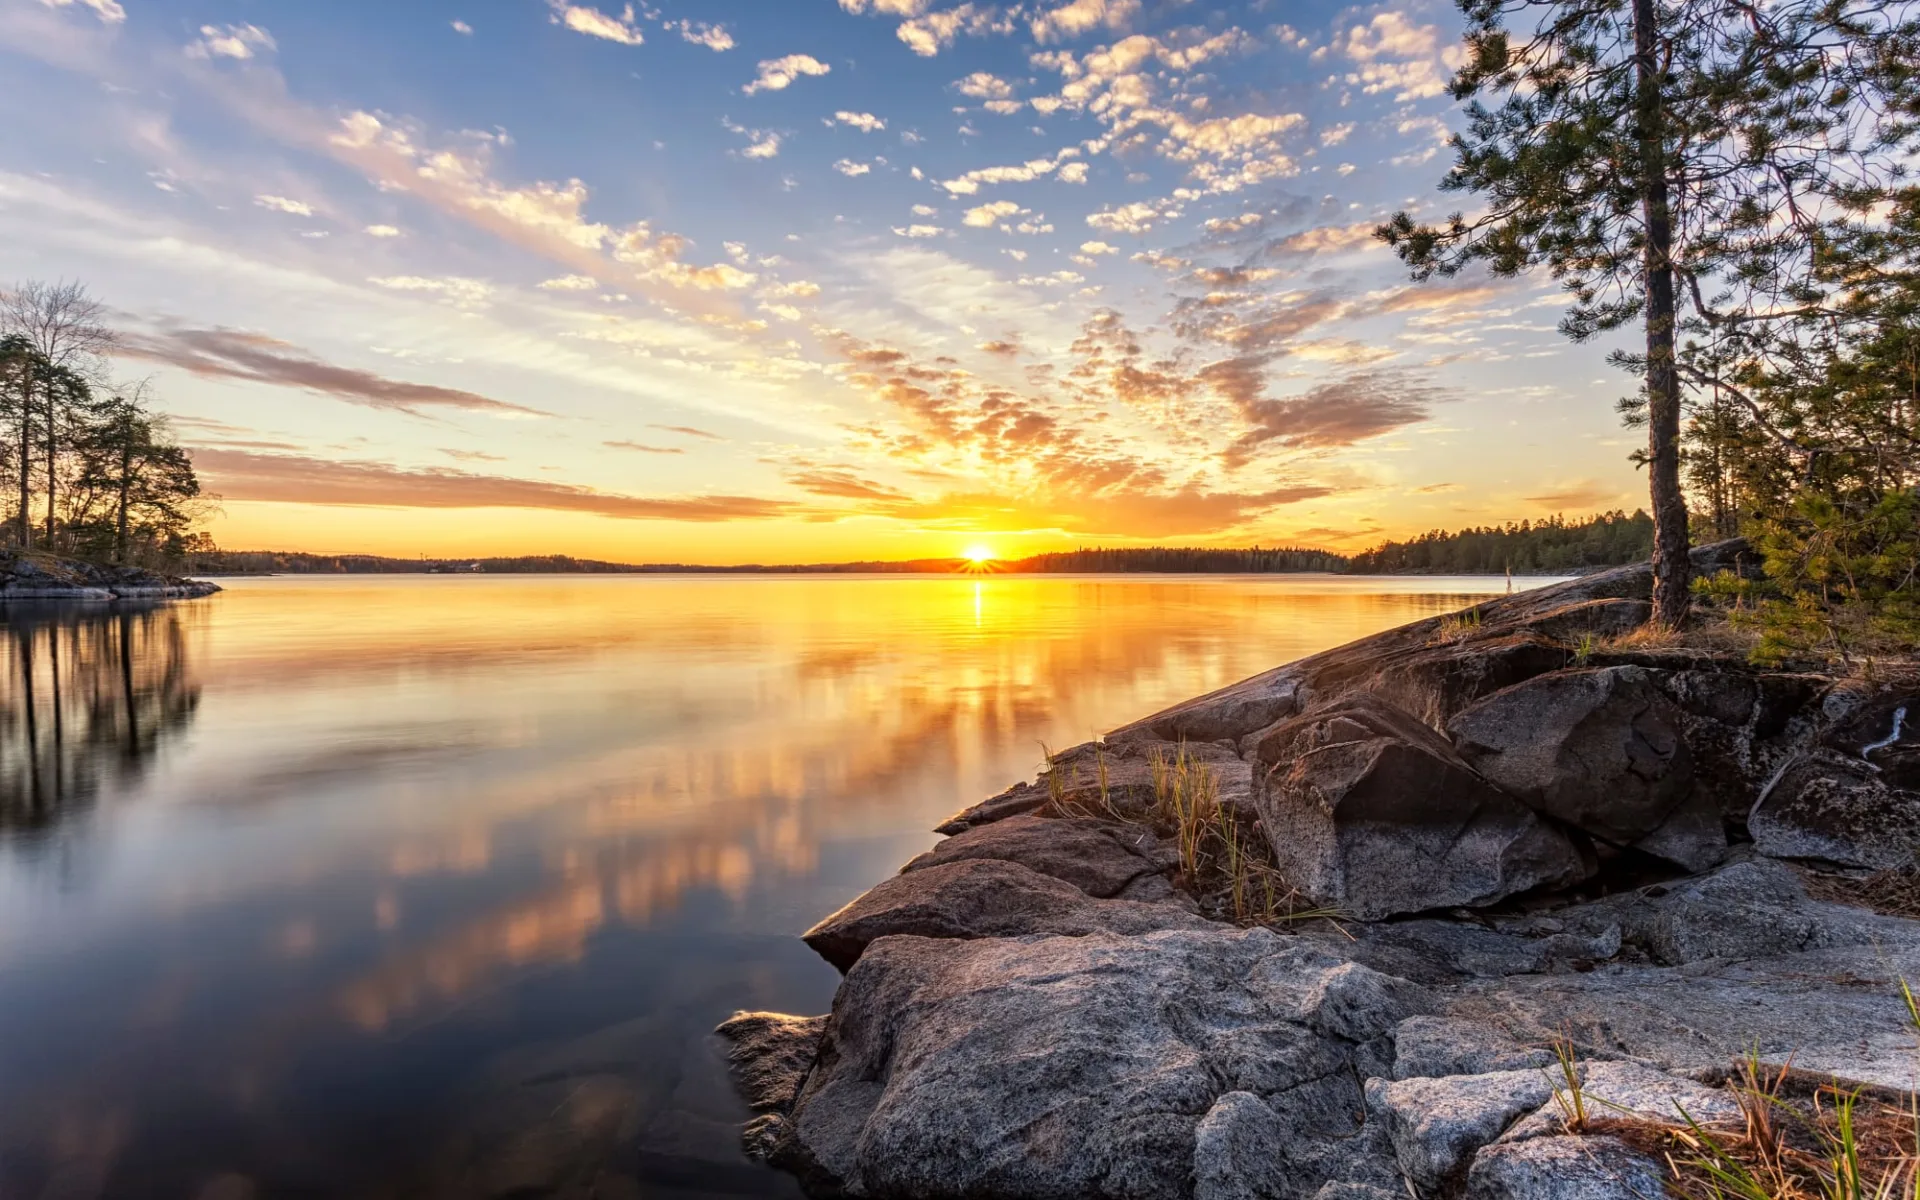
0 0 1647 561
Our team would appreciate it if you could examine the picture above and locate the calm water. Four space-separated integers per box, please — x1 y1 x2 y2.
0 573 1534 1200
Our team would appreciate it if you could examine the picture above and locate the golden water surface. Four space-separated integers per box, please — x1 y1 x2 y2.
0 572 1531 1199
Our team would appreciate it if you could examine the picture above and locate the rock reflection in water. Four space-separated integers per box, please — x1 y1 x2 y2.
0 605 201 831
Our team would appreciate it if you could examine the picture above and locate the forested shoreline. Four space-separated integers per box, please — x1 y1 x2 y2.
186 512 1655 576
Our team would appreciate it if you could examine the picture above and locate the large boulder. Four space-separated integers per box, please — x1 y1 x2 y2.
1448 666 1721 869
1464 1136 1668 1200
1659 670 1828 824
800 858 1211 971
756 928 1432 1198
1750 757 1920 870
901 813 1171 898
1252 695 1589 920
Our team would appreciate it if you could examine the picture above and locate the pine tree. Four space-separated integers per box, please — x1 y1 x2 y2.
1378 0 1920 628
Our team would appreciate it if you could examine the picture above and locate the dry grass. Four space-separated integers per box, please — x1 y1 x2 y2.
1603 1057 1920 1200
1429 605 1487 645
1145 743 1340 926
1801 865 1920 921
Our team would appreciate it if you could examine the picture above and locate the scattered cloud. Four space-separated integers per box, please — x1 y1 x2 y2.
744 53 831 95
187 24 276 61
364 224 402 237
547 1 645 46
955 71 1014 100
830 111 887 132
117 327 547 418
40 0 126 24
650 424 724 441
1219 370 1445 469
1030 0 1139 43
964 199 1022 227
834 159 872 176
368 275 495 306
452 19 474 35
605 440 687 454
668 20 733 51
254 194 314 217
537 274 601 291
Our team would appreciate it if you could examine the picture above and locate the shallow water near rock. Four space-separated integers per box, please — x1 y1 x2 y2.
0 572 1534 1198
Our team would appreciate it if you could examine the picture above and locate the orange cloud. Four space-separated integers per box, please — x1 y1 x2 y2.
193 449 802 521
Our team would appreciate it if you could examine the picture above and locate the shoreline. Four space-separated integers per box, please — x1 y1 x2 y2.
717 538 1920 1198
0 550 222 605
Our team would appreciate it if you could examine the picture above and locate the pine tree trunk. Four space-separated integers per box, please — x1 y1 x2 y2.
42 387 55 551
16 374 32 551
116 444 130 564
1634 0 1691 628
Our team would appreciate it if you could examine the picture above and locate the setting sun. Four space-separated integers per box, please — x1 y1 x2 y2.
964 546 996 564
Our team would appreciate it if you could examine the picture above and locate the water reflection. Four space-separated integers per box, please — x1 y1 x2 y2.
0 606 201 832
0 574 1528 1198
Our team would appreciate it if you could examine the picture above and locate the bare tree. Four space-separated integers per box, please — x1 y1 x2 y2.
0 281 116 549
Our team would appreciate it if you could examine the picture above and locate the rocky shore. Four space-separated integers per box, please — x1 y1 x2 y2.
717 540 1920 1199
0 550 221 602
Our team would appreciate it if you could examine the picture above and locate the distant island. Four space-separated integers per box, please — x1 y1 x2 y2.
188 511 1656 577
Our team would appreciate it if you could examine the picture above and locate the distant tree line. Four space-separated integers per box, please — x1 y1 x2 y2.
1 281 206 567
1001 546 1348 574
1344 511 1655 575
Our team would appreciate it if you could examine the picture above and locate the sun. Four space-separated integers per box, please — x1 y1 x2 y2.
964 545 996 564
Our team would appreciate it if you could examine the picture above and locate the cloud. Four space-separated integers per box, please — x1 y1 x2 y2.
604 440 686 454
254 193 313 217
734 127 781 158
191 449 798 521
838 0 928 12
186 23 276 60
1030 0 1139 42
364 224 402 237
896 4 1013 56
955 71 1014 100
368 275 495 305
744 53 831 95
1524 482 1621 510
1079 240 1117 255
547 2 644 46
1336 12 1463 101
787 469 912 502
1218 370 1444 468
650 424 723 440
537 274 600 290
964 199 1021 227
1266 222 1379 258
442 448 504 462
834 159 872 176
324 112 747 300
668 20 733 50
452 20 474 34
830 111 887 132
1414 482 1459 493
39 0 126 24
1087 200 1179 235
118 327 547 419
892 224 944 237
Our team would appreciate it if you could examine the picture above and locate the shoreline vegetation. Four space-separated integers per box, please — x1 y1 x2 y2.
184 510 1655 578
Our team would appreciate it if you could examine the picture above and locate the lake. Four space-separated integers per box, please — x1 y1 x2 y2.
0 573 1538 1199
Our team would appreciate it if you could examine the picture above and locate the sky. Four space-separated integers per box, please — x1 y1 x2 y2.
0 0 1652 563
